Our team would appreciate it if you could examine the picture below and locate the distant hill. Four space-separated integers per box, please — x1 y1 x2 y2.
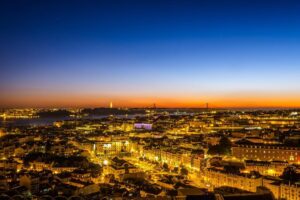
37 110 71 118
81 108 146 115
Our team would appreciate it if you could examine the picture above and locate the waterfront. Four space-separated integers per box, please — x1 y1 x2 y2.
0 114 144 127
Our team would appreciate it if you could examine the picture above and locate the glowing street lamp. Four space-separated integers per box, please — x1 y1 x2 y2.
103 160 109 166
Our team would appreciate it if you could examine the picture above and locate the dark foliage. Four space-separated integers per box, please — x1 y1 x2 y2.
207 136 232 156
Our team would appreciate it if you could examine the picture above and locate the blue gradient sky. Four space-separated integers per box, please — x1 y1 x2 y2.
1 0 300 108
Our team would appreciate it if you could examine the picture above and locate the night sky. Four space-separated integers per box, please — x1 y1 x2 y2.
1 0 300 108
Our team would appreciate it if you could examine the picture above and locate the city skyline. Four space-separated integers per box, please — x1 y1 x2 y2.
1 0 300 108
2 1 300 199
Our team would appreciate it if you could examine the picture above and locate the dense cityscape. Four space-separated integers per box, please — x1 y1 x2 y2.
2 0 300 199
1 107 300 199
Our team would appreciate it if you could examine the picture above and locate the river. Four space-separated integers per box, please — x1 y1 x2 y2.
0 114 142 127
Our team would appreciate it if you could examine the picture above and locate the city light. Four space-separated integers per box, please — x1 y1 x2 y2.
103 160 109 166
1 0 299 199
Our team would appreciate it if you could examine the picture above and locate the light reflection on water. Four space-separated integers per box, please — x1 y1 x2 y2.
0 114 142 127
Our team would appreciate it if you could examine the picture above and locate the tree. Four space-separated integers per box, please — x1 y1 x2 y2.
172 167 179 173
180 167 188 176
207 136 232 156
280 166 299 182
90 164 102 177
219 136 231 147
163 163 169 171
167 189 178 200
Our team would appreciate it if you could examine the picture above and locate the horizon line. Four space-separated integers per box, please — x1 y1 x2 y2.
1 106 300 110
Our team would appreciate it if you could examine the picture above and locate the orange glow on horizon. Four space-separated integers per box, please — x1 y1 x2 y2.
1 92 300 108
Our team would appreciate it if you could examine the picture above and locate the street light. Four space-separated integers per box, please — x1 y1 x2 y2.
103 160 109 165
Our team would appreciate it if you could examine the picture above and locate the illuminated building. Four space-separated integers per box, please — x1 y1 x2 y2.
106 157 140 180
232 143 300 163
206 167 300 200
205 168 263 192
134 123 153 130
243 160 288 177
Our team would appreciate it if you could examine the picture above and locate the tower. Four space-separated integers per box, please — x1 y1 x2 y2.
110 102 113 109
